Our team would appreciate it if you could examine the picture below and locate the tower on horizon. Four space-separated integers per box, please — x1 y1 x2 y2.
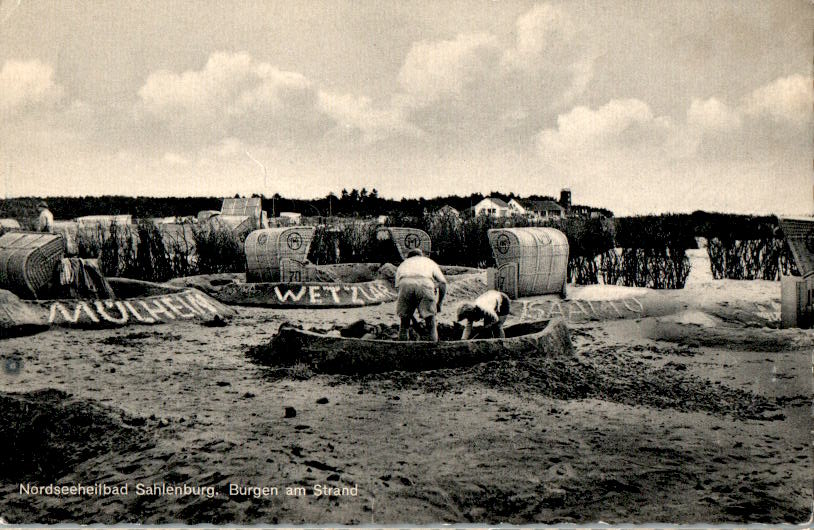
559 188 571 212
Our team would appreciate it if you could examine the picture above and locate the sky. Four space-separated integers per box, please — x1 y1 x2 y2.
0 0 811 216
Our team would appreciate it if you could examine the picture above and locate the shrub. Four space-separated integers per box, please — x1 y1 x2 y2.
457 214 500 268
336 221 379 263
615 215 697 250
561 217 615 285
191 223 245 274
307 225 341 265
426 213 467 266
161 221 196 278
693 212 779 241
599 250 623 286
99 222 138 278
707 237 798 280
90 221 180 281
610 216 693 289
132 221 176 282
76 224 105 261
620 248 690 289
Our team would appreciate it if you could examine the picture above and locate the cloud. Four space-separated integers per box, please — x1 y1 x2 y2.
162 152 190 166
683 75 811 159
743 73 811 126
540 73 812 165
137 51 329 145
318 91 422 144
511 3 576 60
397 33 502 107
537 99 678 157
504 2 593 107
135 6 599 149
687 97 742 132
534 76 811 215
395 3 595 136
0 59 64 117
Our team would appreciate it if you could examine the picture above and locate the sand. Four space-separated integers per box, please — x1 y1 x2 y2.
0 250 811 524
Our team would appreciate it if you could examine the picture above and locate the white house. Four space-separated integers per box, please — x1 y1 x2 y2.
508 199 565 220
279 212 302 224
75 214 133 228
508 199 527 215
474 197 510 218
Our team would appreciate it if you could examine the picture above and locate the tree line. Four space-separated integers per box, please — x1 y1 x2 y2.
0 190 612 220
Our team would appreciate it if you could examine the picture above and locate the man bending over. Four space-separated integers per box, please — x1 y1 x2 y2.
457 289 511 339
395 248 447 341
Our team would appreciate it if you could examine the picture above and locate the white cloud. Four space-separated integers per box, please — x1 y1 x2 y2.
137 51 328 144
395 3 594 134
534 79 811 215
687 97 742 132
537 99 676 155
318 91 422 144
162 152 190 166
0 59 64 117
397 33 502 106
138 52 255 118
743 73 811 126
512 3 576 59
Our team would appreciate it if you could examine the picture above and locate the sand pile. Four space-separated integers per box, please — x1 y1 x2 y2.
0 389 151 483
0 289 48 339
646 321 814 352
444 273 488 302
250 318 570 375
335 343 781 421
313 263 382 283
317 319 465 341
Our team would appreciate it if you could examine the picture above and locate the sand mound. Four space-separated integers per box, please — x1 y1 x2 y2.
662 310 720 327
445 273 488 302
336 344 781 421
313 318 510 342
0 289 48 339
567 284 652 301
314 263 380 283
645 321 814 352
250 319 571 375
0 389 151 482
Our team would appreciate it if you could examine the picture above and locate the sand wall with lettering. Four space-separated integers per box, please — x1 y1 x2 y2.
0 282 235 339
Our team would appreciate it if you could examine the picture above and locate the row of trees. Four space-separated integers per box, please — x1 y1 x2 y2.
0 190 613 221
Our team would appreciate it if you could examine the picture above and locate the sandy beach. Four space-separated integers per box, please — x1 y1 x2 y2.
0 250 811 524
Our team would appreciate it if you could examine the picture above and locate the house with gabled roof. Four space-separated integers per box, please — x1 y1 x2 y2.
473 197 510 218
509 199 565 220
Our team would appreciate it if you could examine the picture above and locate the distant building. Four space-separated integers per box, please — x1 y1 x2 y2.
474 197 510 218
76 214 133 227
507 199 527 215
435 204 461 219
279 212 302 224
559 188 572 212
569 205 592 218
152 216 181 225
509 199 565 220
567 205 611 219
197 210 220 223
